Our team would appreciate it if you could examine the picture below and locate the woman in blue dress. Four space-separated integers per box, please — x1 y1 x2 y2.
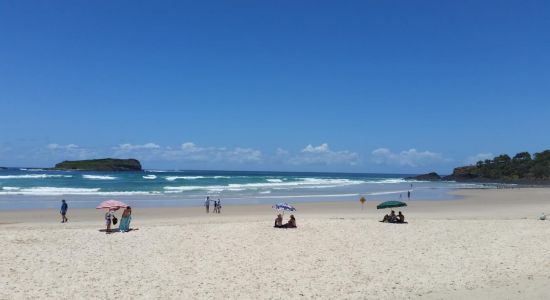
119 206 132 232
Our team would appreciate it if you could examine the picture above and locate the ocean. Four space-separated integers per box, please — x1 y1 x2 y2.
0 168 492 210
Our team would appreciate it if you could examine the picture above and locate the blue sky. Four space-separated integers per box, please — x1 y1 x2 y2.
1 1 549 173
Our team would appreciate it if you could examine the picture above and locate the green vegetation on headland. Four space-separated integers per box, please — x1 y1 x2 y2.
445 150 550 183
54 158 142 171
408 150 550 184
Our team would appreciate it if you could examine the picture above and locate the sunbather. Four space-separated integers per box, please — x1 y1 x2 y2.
389 210 397 223
282 215 297 228
274 214 283 228
397 211 405 223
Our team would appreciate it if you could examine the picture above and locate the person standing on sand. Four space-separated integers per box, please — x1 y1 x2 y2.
105 209 115 234
60 199 68 223
217 199 221 214
205 196 210 213
407 190 411 200
119 206 132 232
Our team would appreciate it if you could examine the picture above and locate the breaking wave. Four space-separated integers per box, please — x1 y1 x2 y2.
0 186 160 196
0 174 73 179
163 178 365 193
82 175 117 180
165 176 205 181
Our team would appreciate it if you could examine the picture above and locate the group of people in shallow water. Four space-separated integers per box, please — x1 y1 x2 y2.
381 210 406 223
104 206 132 234
274 214 297 228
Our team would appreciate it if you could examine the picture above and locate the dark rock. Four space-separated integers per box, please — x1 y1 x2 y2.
442 166 480 181
54 158 142 171
406 172 442 181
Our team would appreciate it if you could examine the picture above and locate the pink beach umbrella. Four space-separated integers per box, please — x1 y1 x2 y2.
96 200 128 210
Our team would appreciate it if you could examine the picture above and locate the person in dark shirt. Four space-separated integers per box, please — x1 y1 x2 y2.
398 211 405 223
60 199 68 223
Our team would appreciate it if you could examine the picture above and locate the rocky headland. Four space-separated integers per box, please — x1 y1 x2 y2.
443 150 550 184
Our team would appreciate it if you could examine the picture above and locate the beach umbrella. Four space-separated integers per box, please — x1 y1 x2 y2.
272 202 296 213
376 200 407 210
96 200 128 210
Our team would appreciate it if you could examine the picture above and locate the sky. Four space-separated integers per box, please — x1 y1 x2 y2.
1 1 549 173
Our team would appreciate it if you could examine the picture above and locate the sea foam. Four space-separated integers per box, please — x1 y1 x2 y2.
82 175 117 180
0 174 73 179
165 176 205 181
0 186 162 196
162 178 366 193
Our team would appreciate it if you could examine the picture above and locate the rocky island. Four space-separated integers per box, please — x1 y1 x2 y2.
54 158 142 171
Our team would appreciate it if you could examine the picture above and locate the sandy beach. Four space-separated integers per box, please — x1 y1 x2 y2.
1 188 550 299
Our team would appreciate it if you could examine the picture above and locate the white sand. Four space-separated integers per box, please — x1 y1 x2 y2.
1 188 550 299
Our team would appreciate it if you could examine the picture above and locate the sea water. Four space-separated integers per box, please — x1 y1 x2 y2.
0 168 494 210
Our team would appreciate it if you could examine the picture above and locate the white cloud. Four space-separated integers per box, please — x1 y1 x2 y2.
162 142 262 163
275 148 290 157
371 148 446 167
289 143 360 166
465 153 494 165
302 143 330 154
114 143 161 151
47 143 80 150
227 148 262 163
46 143 94 160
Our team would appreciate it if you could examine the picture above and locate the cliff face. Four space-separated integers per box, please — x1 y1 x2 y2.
443 166 481 181
54 158 142 171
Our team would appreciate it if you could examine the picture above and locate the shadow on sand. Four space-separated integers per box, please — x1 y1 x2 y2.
98 228 138 233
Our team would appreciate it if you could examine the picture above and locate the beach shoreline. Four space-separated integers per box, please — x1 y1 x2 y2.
1 187 549 223
2 188 550 299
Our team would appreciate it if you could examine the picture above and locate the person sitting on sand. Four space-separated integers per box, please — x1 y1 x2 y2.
389 210 397 223
382 214 389 222
119 206 132 232
274 214 283 228
397 211 405 223
282 215 297 228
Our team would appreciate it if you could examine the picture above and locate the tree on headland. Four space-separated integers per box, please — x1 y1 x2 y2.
456 150 550 182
